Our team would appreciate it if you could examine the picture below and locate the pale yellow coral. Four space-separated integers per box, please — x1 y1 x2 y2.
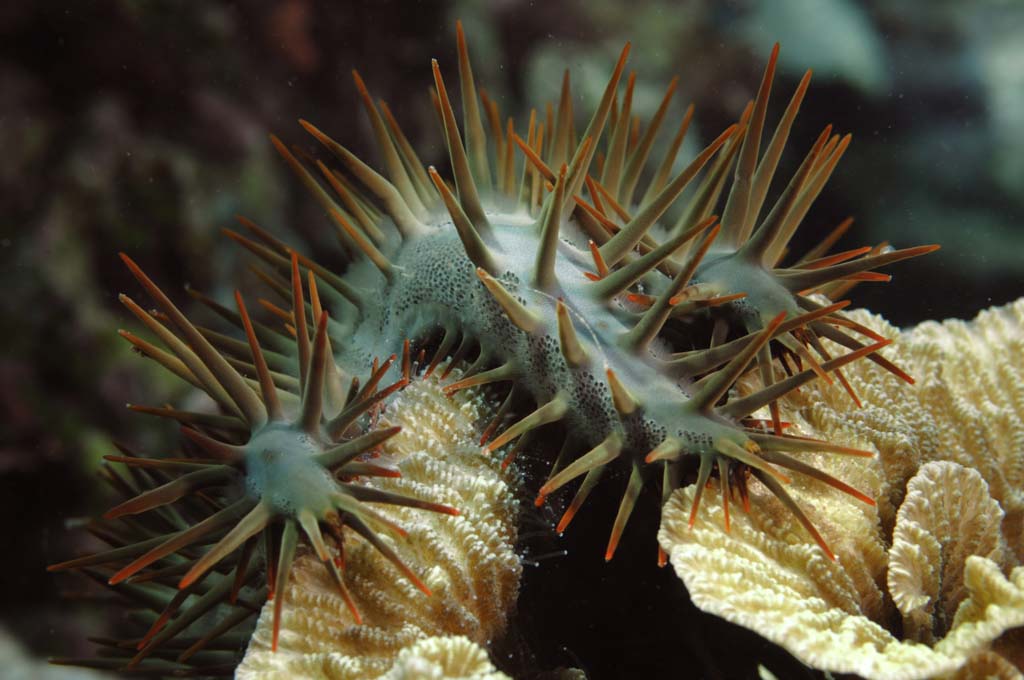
660 299 1024 679
888 461 1009 643
237 377 522 680
381 636 510 680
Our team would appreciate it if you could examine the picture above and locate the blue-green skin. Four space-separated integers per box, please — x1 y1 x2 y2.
324 207 780 490
235 209 805 523
245 423 340 518
695 250 803 329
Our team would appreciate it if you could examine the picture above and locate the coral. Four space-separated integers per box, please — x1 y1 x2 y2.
888 462 1009 644
381 636 510 680
659 299 1024 679
237 378 521 679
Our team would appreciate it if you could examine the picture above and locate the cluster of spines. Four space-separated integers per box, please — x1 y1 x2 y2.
50 21 943 674
49 250 460 674
177 22 930 564
329 27 930 562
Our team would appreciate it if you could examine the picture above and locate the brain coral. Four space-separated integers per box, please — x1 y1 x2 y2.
660 299 1024 679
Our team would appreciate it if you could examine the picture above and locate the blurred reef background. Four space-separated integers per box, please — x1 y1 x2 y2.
2 0 1023 677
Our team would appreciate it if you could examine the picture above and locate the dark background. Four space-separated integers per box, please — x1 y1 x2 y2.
2 0 1022 677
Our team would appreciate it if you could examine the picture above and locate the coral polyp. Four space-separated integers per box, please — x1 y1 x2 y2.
51 22 938 676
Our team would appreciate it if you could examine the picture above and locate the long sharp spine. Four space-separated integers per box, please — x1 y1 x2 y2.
539 431 623 497
739 126 831 263
316 160 387 247
555 300 589 368
605 462 643 561
551 69 573 167
298 312 330 434
644 437 684 463
601 71 635 200
269 135 366 255
720 43 778 247
560 43 631 222
600 124 736 267
330 208 393 280
119 254 265 429
455 20 492 193
591 215 717 300
744 69 813 239
690 312 787 413
606 368 640 415
620 75 678 205
623 222 721 351
476 268 542 333
377 100 436 209
486 395 569 453
431 59 492 238
428 167 499 275
299 118 428 238
234 291 283 421
351 69 431 218
639 103 694 209
534 164 567 289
